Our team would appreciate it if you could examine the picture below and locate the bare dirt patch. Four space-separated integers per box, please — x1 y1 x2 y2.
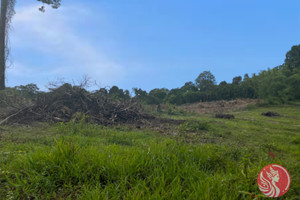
179 99 259 114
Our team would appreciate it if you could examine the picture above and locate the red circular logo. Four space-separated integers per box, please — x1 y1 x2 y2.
257 164 291 197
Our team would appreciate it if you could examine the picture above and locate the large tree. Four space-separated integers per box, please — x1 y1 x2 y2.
285 44 300 72
232 76 242 85
195 71 216 91
0 0 62 90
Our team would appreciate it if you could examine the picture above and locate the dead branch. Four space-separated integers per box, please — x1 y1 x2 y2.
0 106 29 125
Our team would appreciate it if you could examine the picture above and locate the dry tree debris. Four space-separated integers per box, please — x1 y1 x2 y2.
1 83 154 125
261 111 280 117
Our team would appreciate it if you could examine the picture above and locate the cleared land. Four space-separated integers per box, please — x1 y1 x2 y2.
0 102 299 199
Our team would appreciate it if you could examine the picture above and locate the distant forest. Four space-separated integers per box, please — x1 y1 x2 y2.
133 44 300 105
4 44 300 105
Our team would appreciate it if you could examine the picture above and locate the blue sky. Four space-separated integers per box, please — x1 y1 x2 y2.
7 0 300 92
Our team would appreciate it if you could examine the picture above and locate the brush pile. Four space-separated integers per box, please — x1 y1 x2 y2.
261 111 280 117
1 83 154 125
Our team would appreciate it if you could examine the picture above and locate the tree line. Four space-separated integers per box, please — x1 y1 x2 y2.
133 44 300 105
2 44 300 105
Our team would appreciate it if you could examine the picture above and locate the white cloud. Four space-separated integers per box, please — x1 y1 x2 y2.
7 3 125 89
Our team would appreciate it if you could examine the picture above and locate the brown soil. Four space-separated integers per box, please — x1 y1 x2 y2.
179 99 259 114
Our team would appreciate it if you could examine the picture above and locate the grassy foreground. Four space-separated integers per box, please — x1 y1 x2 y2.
0 104 299 199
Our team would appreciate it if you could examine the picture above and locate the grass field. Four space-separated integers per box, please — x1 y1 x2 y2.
0 103 299 199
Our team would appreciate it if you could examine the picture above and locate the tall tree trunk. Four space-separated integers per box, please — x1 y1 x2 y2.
0 0 8 90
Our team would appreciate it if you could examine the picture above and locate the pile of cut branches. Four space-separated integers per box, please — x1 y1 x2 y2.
1 83 154 125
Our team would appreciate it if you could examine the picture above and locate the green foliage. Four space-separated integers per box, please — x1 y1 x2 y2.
254 68 289 103
133 88 148 103
14 83 39 99
167 94 185 105
232 76 242 85
135 44 300 105
183 91 201 103
285 44 300 72
108 86 130 101
286 69 300 100
195 70 216 91
219 81 227 86
0 85 38 110
0 84 39 100
291 136 300 145
180 81 198 92
149 88 168 100
179 121 210 132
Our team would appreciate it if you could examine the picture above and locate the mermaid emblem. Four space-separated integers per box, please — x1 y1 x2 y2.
257 164 291 197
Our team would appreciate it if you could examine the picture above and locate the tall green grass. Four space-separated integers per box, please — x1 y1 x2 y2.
0 104 299 199
1 137 271 199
